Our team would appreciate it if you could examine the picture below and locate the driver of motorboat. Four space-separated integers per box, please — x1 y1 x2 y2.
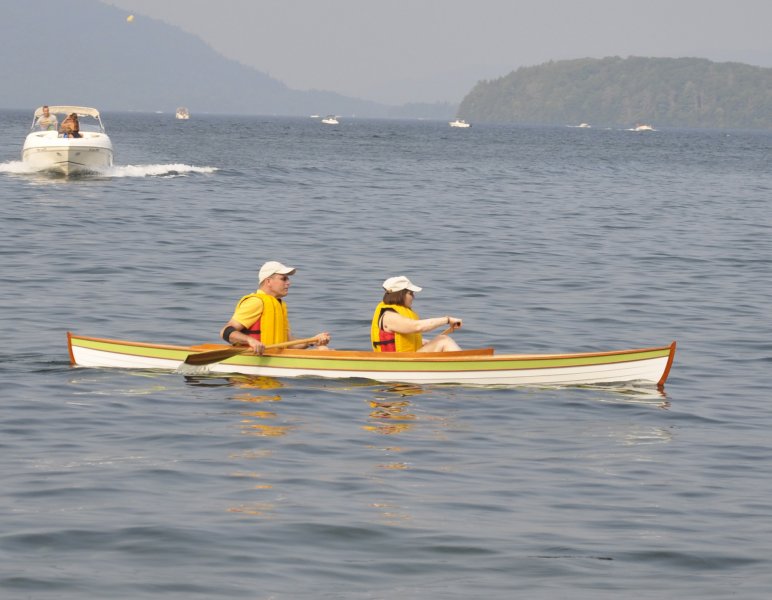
35 105 58 131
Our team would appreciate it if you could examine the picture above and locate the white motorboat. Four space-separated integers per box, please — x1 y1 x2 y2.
321 115 339 125
632 124 655 132
449 119 471 128
22 106 113 176
175 107 190 120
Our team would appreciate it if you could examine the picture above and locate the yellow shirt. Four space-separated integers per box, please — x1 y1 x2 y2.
232 294 264 329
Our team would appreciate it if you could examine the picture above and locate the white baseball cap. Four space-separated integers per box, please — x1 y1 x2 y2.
382 276 422 293
259 261 296 283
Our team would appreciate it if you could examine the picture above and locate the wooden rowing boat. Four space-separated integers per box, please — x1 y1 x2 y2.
67 332 676 388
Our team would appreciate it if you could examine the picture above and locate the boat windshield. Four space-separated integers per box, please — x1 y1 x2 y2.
30 105 106 133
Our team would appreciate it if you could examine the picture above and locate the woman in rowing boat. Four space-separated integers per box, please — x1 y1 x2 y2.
370 276 462 352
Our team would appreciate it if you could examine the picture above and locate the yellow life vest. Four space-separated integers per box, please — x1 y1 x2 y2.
370 302 422 352
236 291 289 345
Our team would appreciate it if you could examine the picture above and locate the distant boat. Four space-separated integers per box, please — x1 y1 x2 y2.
175 107 190 120
567 123 591 128
321 115 339 125
632 124 654 132
449 119 471 128
310 114 320 118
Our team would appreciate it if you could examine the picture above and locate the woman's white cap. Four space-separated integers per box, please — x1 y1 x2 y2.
382 276 422 293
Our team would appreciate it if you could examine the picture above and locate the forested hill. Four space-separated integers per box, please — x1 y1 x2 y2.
458 57 772 129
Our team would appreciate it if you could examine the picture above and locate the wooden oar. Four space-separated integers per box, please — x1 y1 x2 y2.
439 323 460 336
184 336 321 366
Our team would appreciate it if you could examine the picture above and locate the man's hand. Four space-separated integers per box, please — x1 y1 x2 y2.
246 337 266 355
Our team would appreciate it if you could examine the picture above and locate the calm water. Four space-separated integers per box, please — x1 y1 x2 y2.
1 111 771 599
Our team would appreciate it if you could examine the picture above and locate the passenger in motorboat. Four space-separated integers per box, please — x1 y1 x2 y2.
59 112 81 138
219 261 332 355
371 276 462 352
35 105 58 131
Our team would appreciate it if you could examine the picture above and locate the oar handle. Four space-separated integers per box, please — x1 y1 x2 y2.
439 323 461 336
264 336 323 351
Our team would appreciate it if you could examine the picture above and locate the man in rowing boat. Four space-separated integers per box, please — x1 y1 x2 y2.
370 276 462 352
220 261 331 355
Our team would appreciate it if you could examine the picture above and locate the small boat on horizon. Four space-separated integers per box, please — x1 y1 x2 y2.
22 105 113 176
449 119 471 128
321 115 339 125
175 107 190 120
632 124 655 132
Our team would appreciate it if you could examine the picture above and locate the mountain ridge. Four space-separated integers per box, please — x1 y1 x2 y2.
458 56 772 129
1 0 454 119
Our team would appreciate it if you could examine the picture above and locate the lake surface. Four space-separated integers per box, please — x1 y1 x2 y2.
1 111 771 599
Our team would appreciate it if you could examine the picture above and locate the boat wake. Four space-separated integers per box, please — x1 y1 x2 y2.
0 160 38 175
0 161 217 178
106 164 218 178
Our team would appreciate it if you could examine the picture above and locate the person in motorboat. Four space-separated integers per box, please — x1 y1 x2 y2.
219 261 331 355
35 105 58 131
59 112 81 138
371 276 462 352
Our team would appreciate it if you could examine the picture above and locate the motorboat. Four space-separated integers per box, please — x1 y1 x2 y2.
632 124 655 132
449 119 471 128
175 107 190 120
321 115 339 125
22 106 113 176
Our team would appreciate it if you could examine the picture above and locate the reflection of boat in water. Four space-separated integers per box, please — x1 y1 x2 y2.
67 332 676 388
175 107 190 120
632 124 654 131
22 106 113 176
449 119 471 128
321 115 339 125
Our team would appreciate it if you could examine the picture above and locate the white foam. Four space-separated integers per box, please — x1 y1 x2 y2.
0 161 217 178
0 160 37 174
106 164 218 178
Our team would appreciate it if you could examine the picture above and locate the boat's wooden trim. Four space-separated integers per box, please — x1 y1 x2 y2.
262 347 496 360
69 333 670 363
66 331 77 365
657 341 677 387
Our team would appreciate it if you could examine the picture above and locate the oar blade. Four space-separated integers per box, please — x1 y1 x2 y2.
183 347 246 366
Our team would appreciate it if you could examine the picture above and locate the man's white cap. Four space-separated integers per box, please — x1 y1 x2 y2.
259 261 296 283
382 276 422 293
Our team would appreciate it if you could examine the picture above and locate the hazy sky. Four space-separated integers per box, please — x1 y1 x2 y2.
102 0 772 105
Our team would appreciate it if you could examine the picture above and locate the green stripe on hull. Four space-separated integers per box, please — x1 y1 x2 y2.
219 348 671 373
70 335 671 375
74 337 190 360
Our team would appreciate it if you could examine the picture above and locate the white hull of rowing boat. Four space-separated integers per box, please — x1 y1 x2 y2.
68 334 676 388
